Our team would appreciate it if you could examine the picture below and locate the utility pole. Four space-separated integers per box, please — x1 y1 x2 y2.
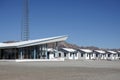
21 0 29 41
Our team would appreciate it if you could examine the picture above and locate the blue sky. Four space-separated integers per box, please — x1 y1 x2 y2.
0 0 120 49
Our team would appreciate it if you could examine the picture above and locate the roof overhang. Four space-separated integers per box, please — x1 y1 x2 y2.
94 50 105 54
62 48 76 53
0 35 68 49
79 49 93 53
107 51 117 54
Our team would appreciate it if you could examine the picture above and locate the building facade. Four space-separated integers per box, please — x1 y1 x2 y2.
0 36 68 60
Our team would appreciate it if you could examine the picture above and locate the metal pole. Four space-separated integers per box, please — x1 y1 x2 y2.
20 48 23 59
34 46 36 59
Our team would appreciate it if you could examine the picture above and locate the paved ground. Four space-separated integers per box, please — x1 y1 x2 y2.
0 60 120 80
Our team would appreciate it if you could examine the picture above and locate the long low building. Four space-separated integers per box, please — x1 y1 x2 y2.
0 36 68 60
59 48 120 60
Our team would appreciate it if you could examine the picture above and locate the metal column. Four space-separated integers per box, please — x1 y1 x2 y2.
33 46 36 59
0 49 1 59
55 42 58 58
20 48 23 59
45 44 48 59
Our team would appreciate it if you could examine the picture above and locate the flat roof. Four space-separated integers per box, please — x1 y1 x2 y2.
107 51 117 54
62 48 76 52
79 49 93 53
94 50 105 54
0 35 68 49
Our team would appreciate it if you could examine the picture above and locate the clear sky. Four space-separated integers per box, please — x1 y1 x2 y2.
0 0 120 49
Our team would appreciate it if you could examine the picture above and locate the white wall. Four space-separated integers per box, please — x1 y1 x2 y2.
68 53 78 60
85 53 89 59
64 53 69 59
115 53 120 60
68 53 72 59
78 52 86 60
101 54 106 60
107 53 113 60
111 54 117 60
49 54 54 59
75 53 78 60
91 53 96 59
78 52 93 60
58 52 64 58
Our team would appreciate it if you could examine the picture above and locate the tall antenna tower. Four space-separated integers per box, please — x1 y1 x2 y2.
21 0 29 41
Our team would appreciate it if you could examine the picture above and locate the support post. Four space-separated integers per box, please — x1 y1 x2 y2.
0 49 1 59
43 44 46 59
55 42 58 58
45 44 48 59
34 46 36 59
20 48 23 59
15 48 16 59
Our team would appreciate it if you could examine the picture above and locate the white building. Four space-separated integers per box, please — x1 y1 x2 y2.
94 50 106 60
78 49 93 60
61 48 78 60
107 51 117 60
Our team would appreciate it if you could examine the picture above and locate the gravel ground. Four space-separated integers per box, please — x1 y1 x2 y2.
0 60 120 80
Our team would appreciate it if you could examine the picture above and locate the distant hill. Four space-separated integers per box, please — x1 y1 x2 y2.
48 41 100 50
58 41 80 49
57 41 120 51
58 41 99 50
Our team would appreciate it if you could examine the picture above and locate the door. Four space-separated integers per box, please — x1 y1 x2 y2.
47 52 50 59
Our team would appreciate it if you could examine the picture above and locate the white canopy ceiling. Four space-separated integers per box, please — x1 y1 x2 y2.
0 35 68 49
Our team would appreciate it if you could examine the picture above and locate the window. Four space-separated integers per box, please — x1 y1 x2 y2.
108 54 110 57
81 53 84 57
59 53 61 57
118 54 120 57
64 53 66 57
96 54 98 57
70 53 72 57
54 53 55 57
